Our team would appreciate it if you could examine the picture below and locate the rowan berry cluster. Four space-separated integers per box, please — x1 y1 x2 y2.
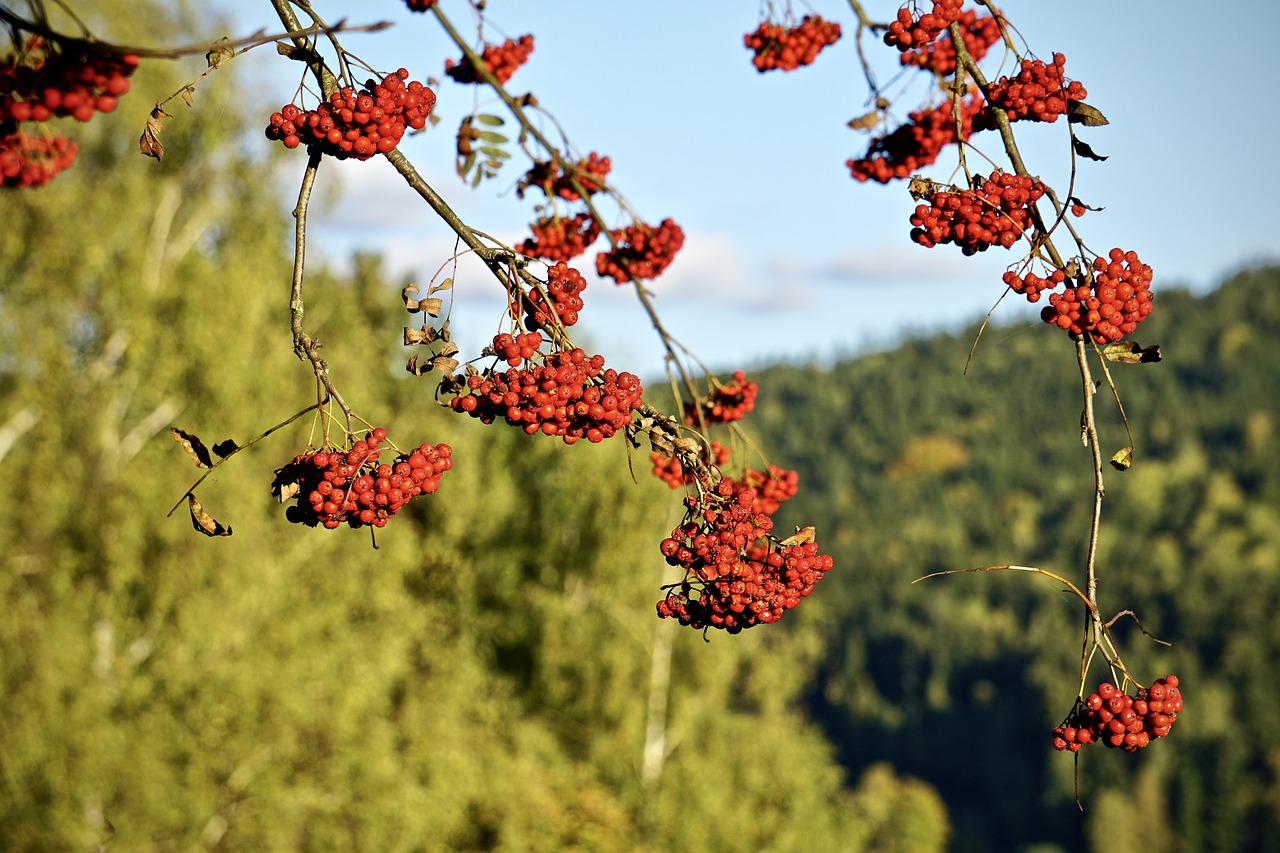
1053 675 1182 753
684 370 759 425
445 35 534 85
489 330 543 367
525 262 588 330
273 428 453 530
0 130 76 188
650 440 731 489
883 0 965 51
656 481 832 633
0 40 138 124
910 170 1045 254
449 346 643 444
265 69 435 160
847 92 982 183
1038 249 1154 344
1002 266 1064 303
743 15 842 73
899 8 1003 76
403 0 438 10
595 217 685 283
520 152 611 202
519 213 601 263
976 53 1086 129
736 465 800 516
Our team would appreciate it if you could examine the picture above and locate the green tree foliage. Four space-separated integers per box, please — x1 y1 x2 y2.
0 6 948 850
749 266 1280 851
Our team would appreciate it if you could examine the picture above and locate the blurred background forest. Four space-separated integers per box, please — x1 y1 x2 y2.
3 3 1280 852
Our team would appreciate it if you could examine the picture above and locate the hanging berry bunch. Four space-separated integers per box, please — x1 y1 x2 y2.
0 129 76 188
743 15 842 73
0 37 138 123
265 69 435 159
448 339 643 445
445 35 534 85
683 370 759 426
1034 249 1154 344
519 152 611 201
524 261 589 330
595 217 685 283
272 428 453 530
519 213 601 263
899 7 1003 76
1052 675 1182 753
847 91 982 183
882 0 965 51
975 53 1087 128
909 170 1045 254
657 481 832 633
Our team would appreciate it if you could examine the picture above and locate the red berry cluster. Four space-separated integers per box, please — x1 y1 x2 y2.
650 440 731 489
0 40 138 124
899 9 1003 75
449 347 643 444
265 69 435 160
1053 675 1182 753
519 212 601 263
1038 248 1154 344
976 53 1086 128
743 15 842 73
683 370 759 425
595 217 685 283
656 482 833 633
489 330 543 367
274 428 453 530
883 0 965 51
404 0 438 10
525 262 588 330
1002 266 1064 304
0 129 76 188
847 91 982 183
445 35 534 85
910 170 1045 254
520 152 611 201
735 465 800 516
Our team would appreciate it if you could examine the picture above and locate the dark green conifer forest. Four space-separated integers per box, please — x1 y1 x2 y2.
3 2 1279 852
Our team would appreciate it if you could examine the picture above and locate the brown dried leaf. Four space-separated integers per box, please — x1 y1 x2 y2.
206 37 234 69
405 355 429 376
1067 100 1109 127
171 427 213 468
780 526 816 547
402 283 420 308
404 326 436 346
439 341 460 358
419 297 443 317
212 439 238 458
188 494 232 537
431 355 459 375
1102 340 1162 364
1109 446 1134 471
427 277 454 295
274 480 300 503
275 41 321 63
847 110 881 131
139 120 164 161
180 86 195 107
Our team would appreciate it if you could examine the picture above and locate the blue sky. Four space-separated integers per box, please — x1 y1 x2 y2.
223 0 1280 378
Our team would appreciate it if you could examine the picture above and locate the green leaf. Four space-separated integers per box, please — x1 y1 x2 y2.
473 113 504 126
475 130 508 144
478 145 510 160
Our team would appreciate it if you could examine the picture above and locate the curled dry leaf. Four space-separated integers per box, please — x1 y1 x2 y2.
188 494 232 537
212 439 238 458
205 36 234 69
404 326 436 346
1102 340 1162 364
1110 446 1134 471
430 355 459 375
780 526 817 547
1072 137 1108 161
427 277 454 295
171 427 214 468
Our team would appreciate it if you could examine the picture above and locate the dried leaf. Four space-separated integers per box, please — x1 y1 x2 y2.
1067 100 1109 127
171 427 213 468
188 494 232 537
212 439 238 458
419 297 443 317
780 526 817 546
206 37 234 69
274 480 300 502
404 326 435 346
1109 446 1134 471
847 110 881 131
1102 340 1162 364
427 277 453 295
275 41 321 63
139 120 164 161
402 283 420 311
1072 137 1108 161
180 86 195 107
439 341 459 358
431 355 459 375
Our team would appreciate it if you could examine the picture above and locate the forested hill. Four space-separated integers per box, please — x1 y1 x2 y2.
745 264 1280 851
